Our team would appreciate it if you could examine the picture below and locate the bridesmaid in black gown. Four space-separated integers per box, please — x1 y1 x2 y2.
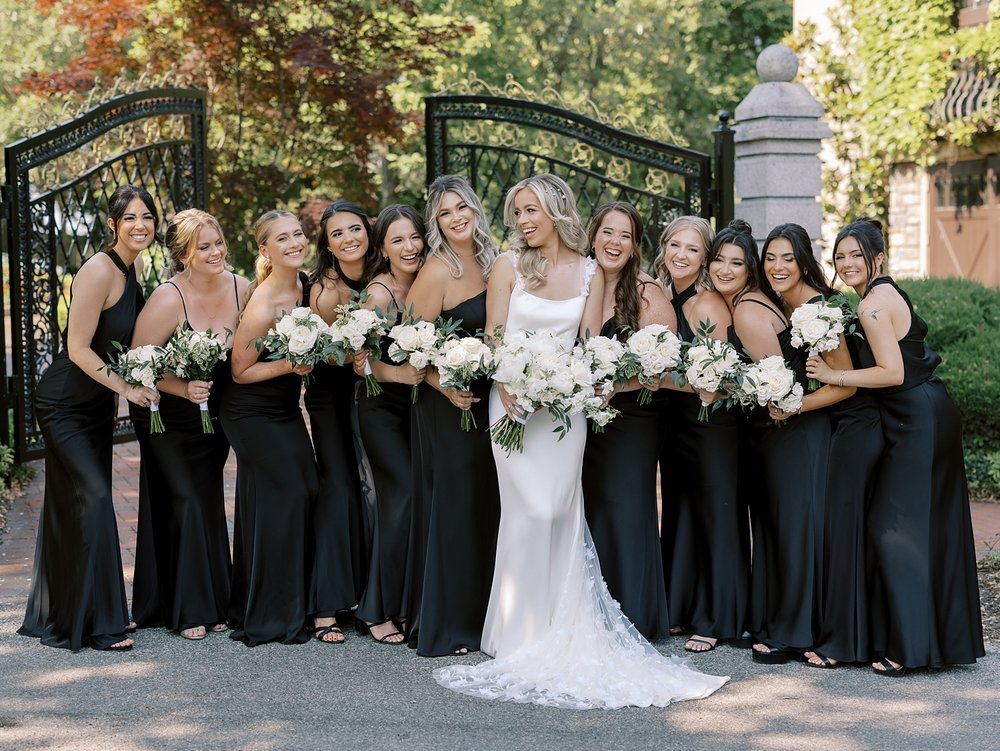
655 215 750 653
130 209 249 640
738 222 854 664
402 175 501 656
353 205 427 643
580 202 674 640
220 210 317 647
19 185 160 652
306 200 380 643
807 218 984 675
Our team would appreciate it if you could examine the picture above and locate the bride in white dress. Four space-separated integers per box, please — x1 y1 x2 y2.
433 174 729 709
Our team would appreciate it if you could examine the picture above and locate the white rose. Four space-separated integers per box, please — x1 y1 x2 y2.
628 330 655 355
800 317 831 344
287 325 319 355
410 352 430 369
275 315 297 336
444 345 469 368
391 325 422 351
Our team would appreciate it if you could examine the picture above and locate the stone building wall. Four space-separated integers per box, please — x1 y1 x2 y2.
887 163 927 278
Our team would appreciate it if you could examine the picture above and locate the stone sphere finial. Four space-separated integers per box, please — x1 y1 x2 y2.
757 44 799 83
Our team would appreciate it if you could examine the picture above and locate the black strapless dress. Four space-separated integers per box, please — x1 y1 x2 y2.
130 280 236 632
811 329 883 662
863 278 984 668
735 303 830 651
581 319 669 639
19 249 143 651
403 290 501 655
355 305 412 626
220 280 317 646
660 285 749 641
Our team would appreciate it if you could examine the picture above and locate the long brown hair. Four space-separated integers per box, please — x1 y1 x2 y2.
588 202 645 332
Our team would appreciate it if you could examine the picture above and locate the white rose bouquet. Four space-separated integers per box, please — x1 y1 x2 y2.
165 323 230 433
576 335 625 432
257 306 333 387
490 330 567 453
620 324 684 404
681 337 743 422
434 334 495 431
388 317 442 404
789 300 845 391
106 342 170 433
736 355 804 424
328 302 389 397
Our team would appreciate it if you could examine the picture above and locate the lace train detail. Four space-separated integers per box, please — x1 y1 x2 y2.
433 525 729 710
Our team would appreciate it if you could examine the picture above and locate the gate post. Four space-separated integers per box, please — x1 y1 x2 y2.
713 112 735 228
733 44 831 249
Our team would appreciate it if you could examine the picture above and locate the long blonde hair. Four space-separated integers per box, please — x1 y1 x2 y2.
654 215 715 290
246 209 294 297
164 208 228 275
503 173 589 290
424 174 498 281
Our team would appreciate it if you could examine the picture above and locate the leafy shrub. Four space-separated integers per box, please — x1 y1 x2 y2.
903 277 1000 352
903 278 1000 500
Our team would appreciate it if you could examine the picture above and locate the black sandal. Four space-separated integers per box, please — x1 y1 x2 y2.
751 642 798 664
312 625 345 644
872 657 906 677
802 652 838 669
684 637 718 653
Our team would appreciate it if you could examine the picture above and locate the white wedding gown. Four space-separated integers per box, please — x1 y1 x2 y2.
433 254 729 710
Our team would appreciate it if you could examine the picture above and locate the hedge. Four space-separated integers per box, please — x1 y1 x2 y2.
905 277 1000 499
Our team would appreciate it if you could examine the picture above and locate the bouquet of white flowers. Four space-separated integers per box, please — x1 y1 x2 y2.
490 330 605 452
576 334 625 432
257 306 333 386
620 324 684 404
681 337 743 422
328 302 389 396
789 300 845 391
165 323 230 433
434 334 495 431
735 355 804 423
106 342 170 433
388 317 442 404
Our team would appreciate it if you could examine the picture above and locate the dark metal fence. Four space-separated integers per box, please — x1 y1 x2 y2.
425 93 734 262
1 88 207 461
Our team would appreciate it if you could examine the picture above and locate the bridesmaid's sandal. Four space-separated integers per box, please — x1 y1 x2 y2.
751 642 798 664
802 651 838 669
669 625 689 637
313 625 346 644
97 637 134 652
208 623 228 633
180 626 207 641
684 636 718 653
872 658 907 677
368 620 405 644
452 647 469 655
125 622 138 634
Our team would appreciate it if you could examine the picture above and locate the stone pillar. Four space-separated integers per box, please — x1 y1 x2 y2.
734 44 831 249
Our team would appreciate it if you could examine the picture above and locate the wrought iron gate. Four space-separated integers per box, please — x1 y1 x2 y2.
425 85 734 262
1 88 208 461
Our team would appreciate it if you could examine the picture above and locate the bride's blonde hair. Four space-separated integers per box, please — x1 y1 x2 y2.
502 173 589 290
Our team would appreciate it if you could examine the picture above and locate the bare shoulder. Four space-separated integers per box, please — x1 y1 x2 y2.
364 276 394 310
693 289 732 326
417 255 456 285
144 281 185 317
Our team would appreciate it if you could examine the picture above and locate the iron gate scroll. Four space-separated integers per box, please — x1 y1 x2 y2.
425 92 734 262
2 88 208 461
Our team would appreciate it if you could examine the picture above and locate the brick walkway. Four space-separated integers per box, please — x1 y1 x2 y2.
2 441 999 601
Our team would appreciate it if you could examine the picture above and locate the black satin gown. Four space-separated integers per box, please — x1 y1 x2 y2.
130 281 236 633
304 362 364 619
660 284 749 641
220 280 317 646
811 330 883 663
582 319 669 639
863 278 983 668
403 291 501 655
355 304 411 627
304 262 368 620
735 299 830 651
19 249 143 651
